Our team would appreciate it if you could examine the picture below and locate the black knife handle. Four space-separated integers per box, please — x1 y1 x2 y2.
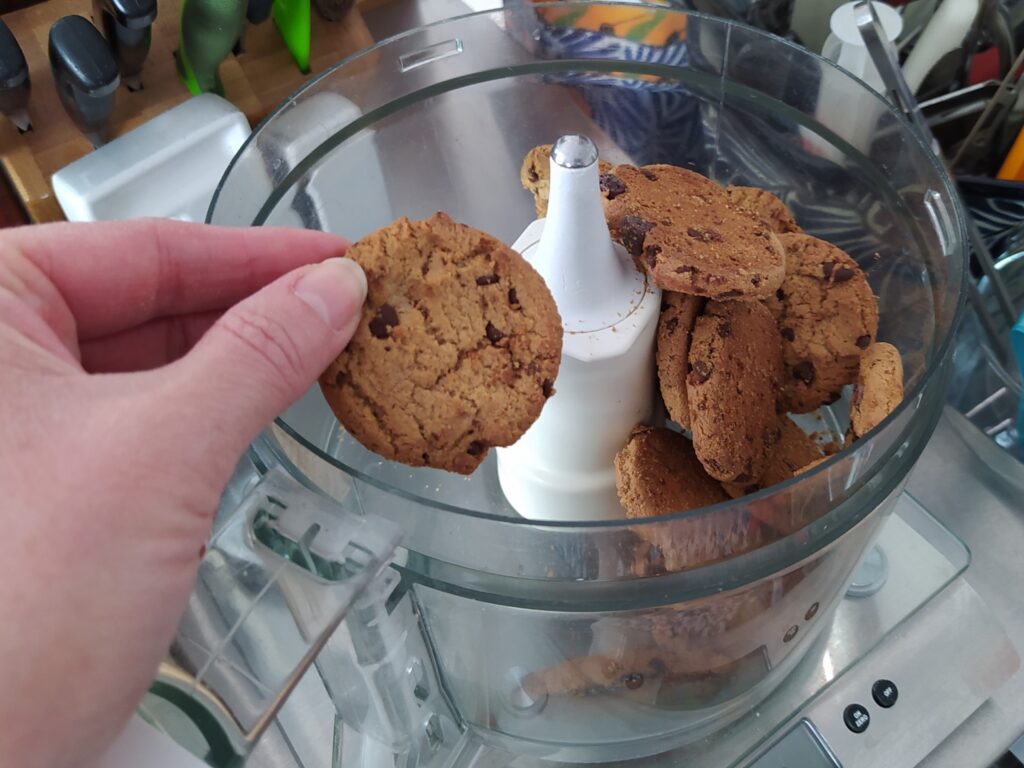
91 0 156 89
247 0 273 24
0 20 31 131
49 16 120 146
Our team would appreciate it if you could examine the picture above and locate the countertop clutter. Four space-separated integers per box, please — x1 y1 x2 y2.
0 0 377 223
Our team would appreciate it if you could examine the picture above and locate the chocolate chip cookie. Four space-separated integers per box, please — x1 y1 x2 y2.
656 292 704 429
775 233 879 413
850 342 904 437
722 416 824 498
521 644 735 699
602 164 786 299
687 299 784 483
614 425 728 517
726 185 802 234
319 213 563 474
520 144 613 218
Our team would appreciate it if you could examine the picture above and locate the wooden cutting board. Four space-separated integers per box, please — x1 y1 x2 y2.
0 0 375 223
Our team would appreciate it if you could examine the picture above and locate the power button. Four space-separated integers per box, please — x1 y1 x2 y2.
872 679 898 708
843 703 870 733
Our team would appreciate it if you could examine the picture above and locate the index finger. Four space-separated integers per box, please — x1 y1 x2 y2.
5 218 349 339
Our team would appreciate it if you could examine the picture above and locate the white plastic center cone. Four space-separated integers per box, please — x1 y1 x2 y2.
496 135 661 521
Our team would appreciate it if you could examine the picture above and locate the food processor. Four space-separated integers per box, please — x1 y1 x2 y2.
134 4 1020 768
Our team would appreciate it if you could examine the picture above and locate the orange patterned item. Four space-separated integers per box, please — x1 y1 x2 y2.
533 3 687 46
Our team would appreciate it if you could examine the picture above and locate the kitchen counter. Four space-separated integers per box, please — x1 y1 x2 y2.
908 407 1024 766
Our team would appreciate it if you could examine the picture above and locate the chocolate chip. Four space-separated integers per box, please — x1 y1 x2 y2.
622 672 644 690
822 261 835 279
334 371 347 386
781 327 795 341
466 441 484 456
421 452 429 461
542 378 554 398
648 657 667 675
776 288 785 300
689 360 712 384
369 303 399 339
645 245 661 268
686 226 723 243
718 321 731 338
527 169 539 182
719 289 743 298
476 274 499 286
665 316 679 333
618 215 655 256
826 391 842 405
792 361 815 385
751 275 762 287
645 544 666 574
485 321 504 344
734 472 751 484
674 264 694 274
856 334 871 349
599 173 626 199
641 168 657 181
833 266 854 283
508 287 519 305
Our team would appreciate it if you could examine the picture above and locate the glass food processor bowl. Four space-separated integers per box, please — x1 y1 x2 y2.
201 3 965 763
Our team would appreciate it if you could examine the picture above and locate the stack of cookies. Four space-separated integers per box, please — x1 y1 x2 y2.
520 147 905 532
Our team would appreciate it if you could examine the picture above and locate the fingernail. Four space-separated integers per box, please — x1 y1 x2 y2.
294 257 367 331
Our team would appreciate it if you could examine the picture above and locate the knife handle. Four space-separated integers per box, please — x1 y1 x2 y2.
248 0 274 24
91 0 157 91
48 15 120 147
177 0 247 96
0 19 31 132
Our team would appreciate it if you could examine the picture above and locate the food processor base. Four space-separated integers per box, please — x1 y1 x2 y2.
122 477 1016 768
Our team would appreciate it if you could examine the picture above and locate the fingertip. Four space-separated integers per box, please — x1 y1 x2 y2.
293 257 367 332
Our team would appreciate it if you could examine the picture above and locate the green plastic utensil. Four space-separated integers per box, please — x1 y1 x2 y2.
177 0 247 95
272 0 310 73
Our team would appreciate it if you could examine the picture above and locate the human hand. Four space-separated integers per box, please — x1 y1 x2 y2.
0 219 366 768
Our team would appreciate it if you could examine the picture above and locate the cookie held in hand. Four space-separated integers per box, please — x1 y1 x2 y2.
320 213 563 474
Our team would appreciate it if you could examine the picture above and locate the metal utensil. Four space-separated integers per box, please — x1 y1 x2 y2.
949 46 1024 174
856 0 1019 366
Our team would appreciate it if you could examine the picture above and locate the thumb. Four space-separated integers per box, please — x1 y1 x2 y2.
172 256 366 459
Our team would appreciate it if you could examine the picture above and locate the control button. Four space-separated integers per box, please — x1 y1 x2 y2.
872 679 898 708
783 625 799 642
844 703 870 733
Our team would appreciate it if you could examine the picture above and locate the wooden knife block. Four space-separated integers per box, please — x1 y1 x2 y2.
0 0 375 222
